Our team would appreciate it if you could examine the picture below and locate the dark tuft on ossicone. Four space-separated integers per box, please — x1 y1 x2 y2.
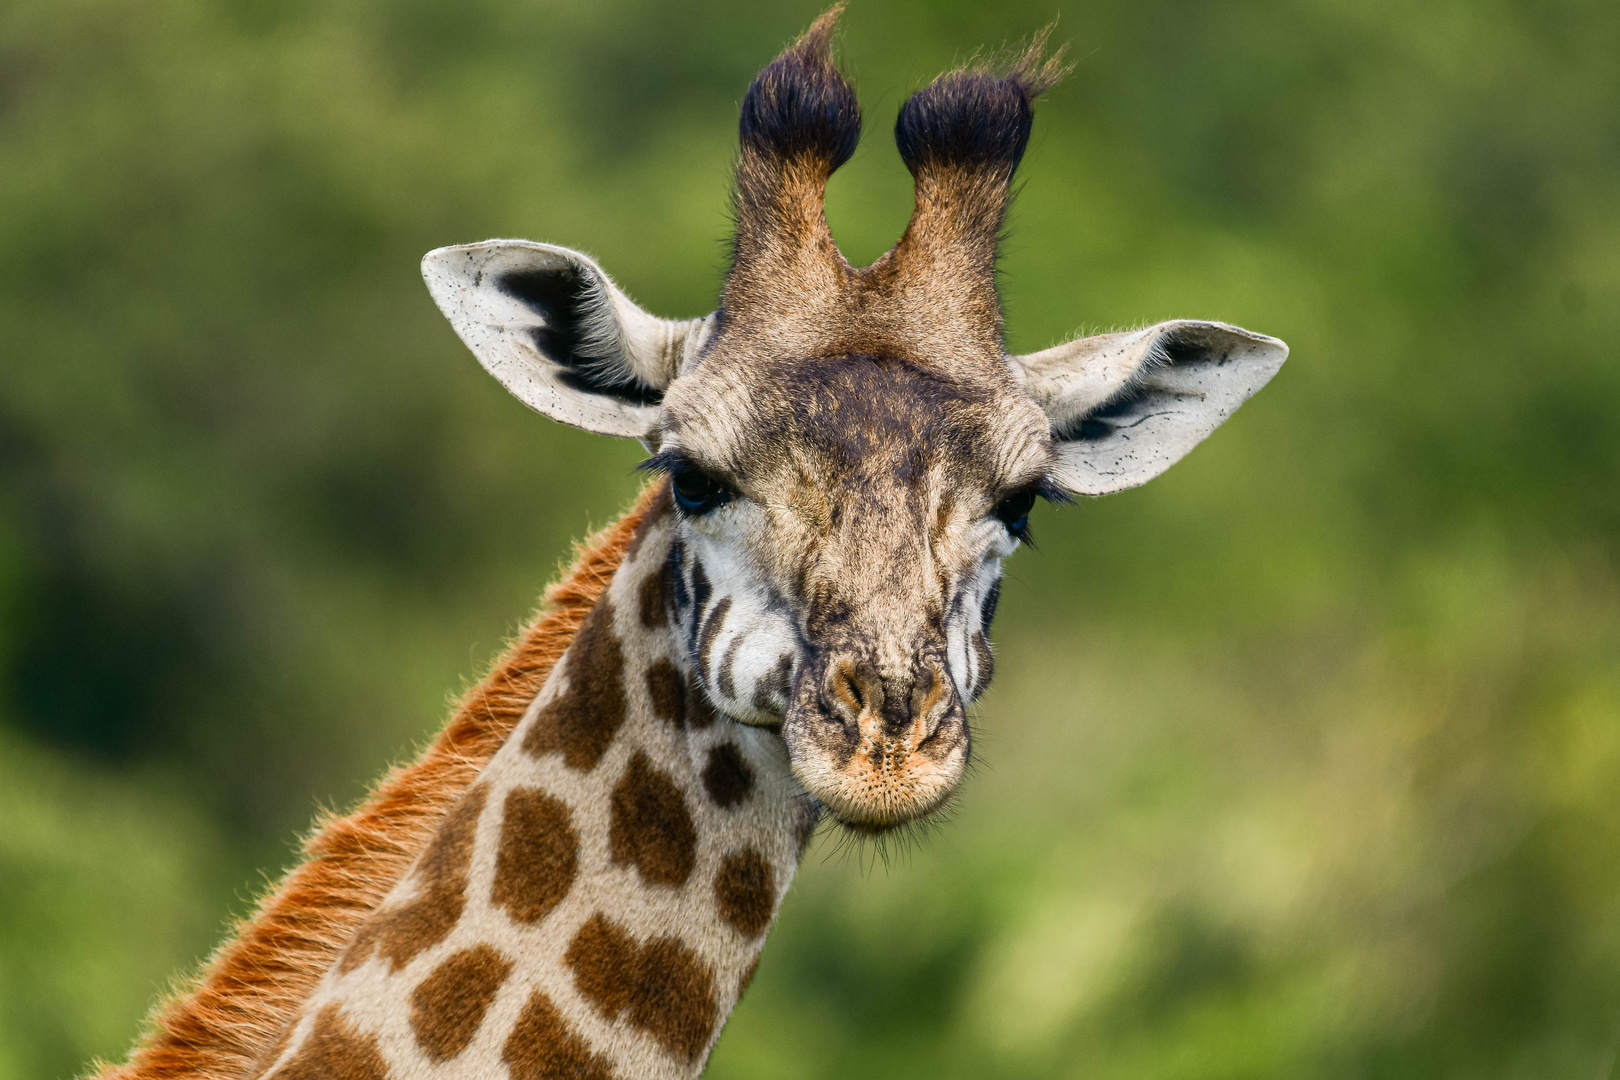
738 5 861 172
896 72 1035 175
895 28 1070 177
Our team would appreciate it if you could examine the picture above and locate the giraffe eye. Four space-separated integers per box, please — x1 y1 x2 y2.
993 489 1037 542
671 466 735 516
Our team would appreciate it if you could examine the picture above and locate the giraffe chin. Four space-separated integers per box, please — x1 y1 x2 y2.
781 712 970 833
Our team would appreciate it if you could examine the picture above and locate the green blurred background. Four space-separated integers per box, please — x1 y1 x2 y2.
2 0 1618 1076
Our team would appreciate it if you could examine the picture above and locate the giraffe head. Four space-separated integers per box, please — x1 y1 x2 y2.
422 9 1286 833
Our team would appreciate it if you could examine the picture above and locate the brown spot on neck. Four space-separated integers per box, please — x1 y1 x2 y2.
638 561 669 629
738 954 762 1000
524 600 628 771
564 913 718 1064
409 945 512 1062
714 849 776 938
503 989 615 1080
609 752 697 887
702 742 756 809
490 787 578 924
645 659 687 728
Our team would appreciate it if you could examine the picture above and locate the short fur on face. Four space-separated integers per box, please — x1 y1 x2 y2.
655 350 1051 829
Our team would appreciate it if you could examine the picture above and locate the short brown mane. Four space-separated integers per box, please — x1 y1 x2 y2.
96 483 663 1080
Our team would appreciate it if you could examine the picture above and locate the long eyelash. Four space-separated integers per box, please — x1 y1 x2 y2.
636 449 683 477
634 450 694 519
1036 476 1073 506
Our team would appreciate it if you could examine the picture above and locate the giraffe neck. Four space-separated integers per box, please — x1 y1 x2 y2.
255 492 814 1080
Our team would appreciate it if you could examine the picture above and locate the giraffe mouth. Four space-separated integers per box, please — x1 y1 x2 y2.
781 664 970 832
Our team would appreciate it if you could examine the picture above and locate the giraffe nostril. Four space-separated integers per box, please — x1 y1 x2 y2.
826 659 881 726
903 658 954 738
827 662 860 719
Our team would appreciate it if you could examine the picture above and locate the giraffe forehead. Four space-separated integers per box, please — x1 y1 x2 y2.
664 351 1051 490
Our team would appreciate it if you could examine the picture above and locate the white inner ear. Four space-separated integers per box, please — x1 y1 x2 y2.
1009 320 1288 496
421 239 714 439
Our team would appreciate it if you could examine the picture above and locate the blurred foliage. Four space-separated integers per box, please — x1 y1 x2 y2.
1 0 1618 1077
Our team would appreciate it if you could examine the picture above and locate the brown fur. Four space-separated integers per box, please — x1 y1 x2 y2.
95 483 665 1080
684 675 720 730
608 751 699 887
564 913 718 1063
701 742 756 809
644 659 687 728
408 945 513 1062
490 786 579 924
503 990 616 1080
714 849 775 938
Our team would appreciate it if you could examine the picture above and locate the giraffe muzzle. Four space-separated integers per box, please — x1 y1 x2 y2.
781 652 970 832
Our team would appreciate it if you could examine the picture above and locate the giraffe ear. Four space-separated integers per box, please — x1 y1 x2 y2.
422 240 715 438
1009 320 1288 496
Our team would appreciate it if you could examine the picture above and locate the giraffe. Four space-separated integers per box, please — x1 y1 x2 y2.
98 10 1287 1080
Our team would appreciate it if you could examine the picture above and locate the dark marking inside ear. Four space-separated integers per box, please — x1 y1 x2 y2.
1162 333 1213 366
496 265 663 407
1054 390 1149 443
